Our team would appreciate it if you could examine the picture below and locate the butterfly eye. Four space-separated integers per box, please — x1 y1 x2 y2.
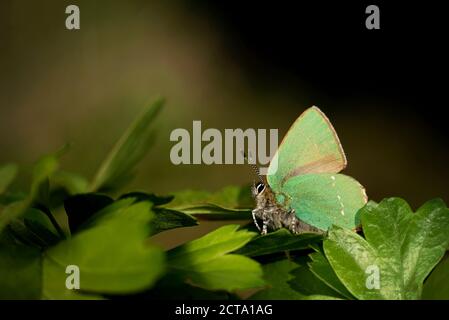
256 182 265 194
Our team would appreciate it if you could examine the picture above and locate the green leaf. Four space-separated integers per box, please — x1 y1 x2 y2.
76 198 136 231
176 204 251 220
400 199 449 297
90 99 164 192
167 186 253 209
166 224 264 291
7 208 61 248
422 254 449 299
0 201 32 235
324 198 449 300
152 207 198 235
52 170 89 195
308 250 354 299
0 229 42 299
24 207 59 236
120 192 198 234
324 226 385 299
0 153 59 233
43 202 165 295
30 154 60 204
64 191 196 238
0 163 18 194
165 186 253 220
24 219 60 247
249 258 306 299
304 295 343 300
235 229 322 257
0 191 27 206
48 172 90 209
288 257 346 299
42 257 103 300
120 192 174 206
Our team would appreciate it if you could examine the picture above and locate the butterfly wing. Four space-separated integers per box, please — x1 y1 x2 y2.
281 173 367 230
267 106 347 192
266 106 367 230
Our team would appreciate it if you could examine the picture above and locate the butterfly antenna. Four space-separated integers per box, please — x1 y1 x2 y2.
241 150 264 182
250 164 262 181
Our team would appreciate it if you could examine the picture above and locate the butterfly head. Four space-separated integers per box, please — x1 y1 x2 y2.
243 150 274 203
252 181 266 198
251 179 278 215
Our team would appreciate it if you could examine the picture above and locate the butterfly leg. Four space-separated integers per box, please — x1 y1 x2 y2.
252 209 262 232
262 222 268 235
289 209 298 235
261 211 268 235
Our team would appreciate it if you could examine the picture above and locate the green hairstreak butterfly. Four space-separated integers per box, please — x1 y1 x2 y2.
251 106 367 234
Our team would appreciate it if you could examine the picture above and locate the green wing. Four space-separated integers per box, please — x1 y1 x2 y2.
280 173 367 230
266 106 367 230
267 106 346 192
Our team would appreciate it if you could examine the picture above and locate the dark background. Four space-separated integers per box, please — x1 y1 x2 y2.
194 1 447 125
1 1 447 218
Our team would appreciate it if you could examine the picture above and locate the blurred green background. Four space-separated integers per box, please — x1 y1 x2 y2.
1 0 447 218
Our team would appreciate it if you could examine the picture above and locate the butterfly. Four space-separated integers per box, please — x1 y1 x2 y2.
251 106 367 235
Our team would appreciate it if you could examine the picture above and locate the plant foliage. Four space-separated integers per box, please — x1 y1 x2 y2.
1 100 448 300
